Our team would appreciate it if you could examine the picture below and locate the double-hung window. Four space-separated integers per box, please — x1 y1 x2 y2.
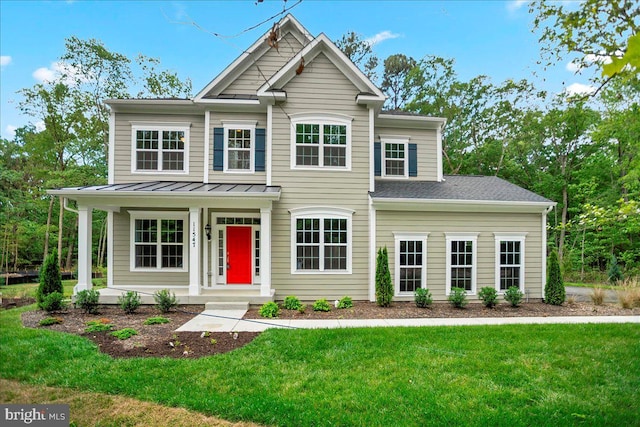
132 123 190 173
445 233 478 294
394 233 428 295
291 115 351 169
494 233 526 292
224 122 255 172
130 212 188 271
291 208 353 273
383 139 408 178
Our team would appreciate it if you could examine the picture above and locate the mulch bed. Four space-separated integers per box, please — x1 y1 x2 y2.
20 305 259 359
14 298 640 360
244 300 640 319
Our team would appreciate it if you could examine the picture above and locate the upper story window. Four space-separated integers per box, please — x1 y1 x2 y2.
290 114 352 170
384 140 407 177
375 137 417 178
131 123 190 174
213 122 264 173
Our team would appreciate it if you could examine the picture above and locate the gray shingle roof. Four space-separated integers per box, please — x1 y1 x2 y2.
371 175 553 204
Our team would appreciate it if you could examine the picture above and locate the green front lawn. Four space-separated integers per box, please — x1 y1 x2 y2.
1 306 638 426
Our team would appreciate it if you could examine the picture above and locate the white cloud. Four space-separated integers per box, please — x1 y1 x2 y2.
0 55 11 67
5 125 17 138
506 0 527 12
565 83 596 96
35 121 46 132
32 61 87 84
566 51 619 73
566 61 581 72
365 31 401 46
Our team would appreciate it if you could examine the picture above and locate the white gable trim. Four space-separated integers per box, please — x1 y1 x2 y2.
257 33 385 102
194 15 314 101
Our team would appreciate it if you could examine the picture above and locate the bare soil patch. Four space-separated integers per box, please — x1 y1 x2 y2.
21 305 259 359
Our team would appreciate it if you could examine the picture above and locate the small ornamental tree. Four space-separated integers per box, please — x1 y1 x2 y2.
37 250 63 308
545 248 565 306
376 247 393 307
607 254 623 284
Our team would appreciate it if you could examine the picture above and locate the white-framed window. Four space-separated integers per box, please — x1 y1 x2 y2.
394 233 429 295
494 233 526 292
290 114 352 170
223 121 256 173
290 207 354 274
129 211 188 272
382 138 408 178
445 233 479 295
131 123 190 173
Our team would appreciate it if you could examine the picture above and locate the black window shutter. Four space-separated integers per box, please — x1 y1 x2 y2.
255 128 266 172
213 128 224 171
408 143 418 177
374 142 381 176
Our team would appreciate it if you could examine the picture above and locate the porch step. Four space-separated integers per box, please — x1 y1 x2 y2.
205 301 250 311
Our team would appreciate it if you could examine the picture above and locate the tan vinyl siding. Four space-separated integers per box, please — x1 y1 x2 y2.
113 113 205 184
375 126 439 181
223 33 304 95
208 112 267 184
112 209 189 287
376 210 544 301
269 52 371 300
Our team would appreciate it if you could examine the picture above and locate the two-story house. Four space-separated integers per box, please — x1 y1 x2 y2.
51 15 555 305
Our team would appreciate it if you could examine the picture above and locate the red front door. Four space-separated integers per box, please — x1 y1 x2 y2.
226 226 252 284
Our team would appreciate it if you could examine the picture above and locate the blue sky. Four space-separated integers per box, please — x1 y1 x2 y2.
0 0 593 139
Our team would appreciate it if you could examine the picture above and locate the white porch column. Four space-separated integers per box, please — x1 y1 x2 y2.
76 205 93 292
189 208 201 296
260 207 272 297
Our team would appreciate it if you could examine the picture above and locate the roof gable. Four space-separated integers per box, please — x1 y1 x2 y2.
194 14 314 101
256 33 385 106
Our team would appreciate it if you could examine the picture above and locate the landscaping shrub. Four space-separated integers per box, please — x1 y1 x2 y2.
545 249 565 305
337 296 353 309
283 295 302 310
118 291 141 314
479 287 498 308
298 304 307 314
590 287 605 306
154 289 178 313
504 286 524 307
448 287 468 308
313 298 331 312
143 316 170 325
36 250 63 308
259 302 280 318
607 254 623 284
40 292 67 313
376 247 393 307
85 320 114 333
414 288 433 308
111 328 138 340
39 316 63 326
75 289 100 314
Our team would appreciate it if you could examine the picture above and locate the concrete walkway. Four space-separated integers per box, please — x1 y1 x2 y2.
176 309 640 332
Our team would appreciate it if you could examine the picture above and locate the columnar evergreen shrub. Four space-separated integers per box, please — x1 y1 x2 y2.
545 249 565 305
37 251 63 308
607 255 623 284
479 287 498 308
376 247 393 307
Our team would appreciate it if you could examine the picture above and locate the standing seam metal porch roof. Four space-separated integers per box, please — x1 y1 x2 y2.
49 181 281 197
371 175 553 204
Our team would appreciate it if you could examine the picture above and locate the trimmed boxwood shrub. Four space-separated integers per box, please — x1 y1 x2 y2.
414 288 433 308
479 286 498 308
118 291 141 314
337 296 353 309
448 287 468 308
75 289 100 314
259 302 280 318
504 286 524 307
283 295 302 310
313 299 331 312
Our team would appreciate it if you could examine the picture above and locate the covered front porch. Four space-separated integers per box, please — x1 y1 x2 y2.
48 181 281 304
